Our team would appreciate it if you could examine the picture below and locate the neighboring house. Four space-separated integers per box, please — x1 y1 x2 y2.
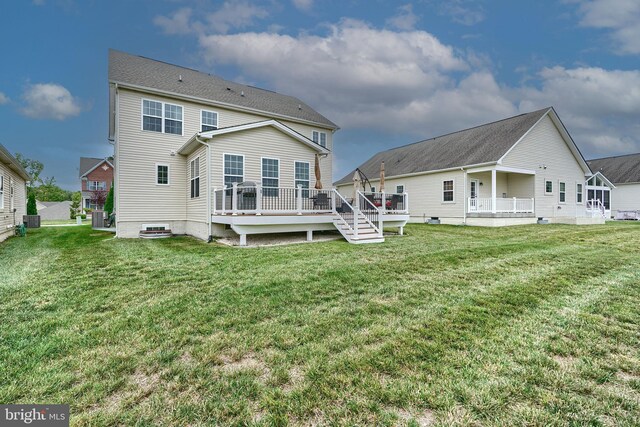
79 157 114 211
0 143 29 242
336 107 606 226
38 201 72 221
109 50 408 244
588 153 640 217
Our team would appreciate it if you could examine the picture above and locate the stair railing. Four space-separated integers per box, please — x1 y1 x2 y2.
357 191 382 236
333 190 358 238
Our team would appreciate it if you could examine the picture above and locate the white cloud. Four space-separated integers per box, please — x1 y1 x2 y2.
386 4 419 31
21 83 82 120
572 0 640 54
207 1 269 34
440 1 485 26
0 92 9 104
292 0 313 12
153 8 194 35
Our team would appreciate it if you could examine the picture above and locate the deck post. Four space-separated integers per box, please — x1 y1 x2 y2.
513 197 517 213
491 169 497 214
296 185 302 215
354 207 359 238
239 233 247 246
404 192 409 213
331 188 337 213
232 183 239 215
221 186 227 215
212 188 217 215
256 184 262 215
381 190 386 213
307 230 313 241
399 226 404 236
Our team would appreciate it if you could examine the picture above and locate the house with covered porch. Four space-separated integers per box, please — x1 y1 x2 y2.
109 50 408 245
335 107 605 226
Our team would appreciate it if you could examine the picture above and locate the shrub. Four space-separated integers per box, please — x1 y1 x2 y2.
27 193 37 215
104 184 114 216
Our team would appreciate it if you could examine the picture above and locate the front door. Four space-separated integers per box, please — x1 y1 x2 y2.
469 179 479 211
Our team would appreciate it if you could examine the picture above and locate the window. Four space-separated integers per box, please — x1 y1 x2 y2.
224 154 244 189
85 199 98 210
262 158 279 197
156 164 169 185
142 99 183 135
576 183 583 203
559 182 566 203
545 180 553 194
190 157 200 198
295 161 310 197
89 181 106 191
396 185 404 194
201 110 218 132
312 131 327 147
443 180 454 202
0 175 3 210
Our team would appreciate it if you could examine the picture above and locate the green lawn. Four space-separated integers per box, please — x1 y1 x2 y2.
1 223 640 426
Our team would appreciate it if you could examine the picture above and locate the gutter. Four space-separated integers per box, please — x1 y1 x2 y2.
194 134 214 242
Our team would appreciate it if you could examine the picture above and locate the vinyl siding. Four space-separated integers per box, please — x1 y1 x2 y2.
611 183 640 213
116 87 333 224
501 115 587 218
0 164 27 242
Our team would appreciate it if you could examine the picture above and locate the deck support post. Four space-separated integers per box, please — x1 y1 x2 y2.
232 183 238 216
307 230 313 241
239 233 247 246
297 185 303 215
491 169 497 214
221 186 227 215
212 188 217 215
256 184 262 215
399 226 404 236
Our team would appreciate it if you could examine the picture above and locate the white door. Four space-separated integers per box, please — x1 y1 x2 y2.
469 179 479 211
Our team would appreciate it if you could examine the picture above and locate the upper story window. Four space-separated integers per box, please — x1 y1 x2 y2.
190 157 200 198
312 131 327 148
443 180 454 202
201 110 218 132
89 181 107 191
142 99 183 135
224 154 244 188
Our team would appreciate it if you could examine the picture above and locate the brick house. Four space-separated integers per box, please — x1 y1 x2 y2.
79 157 114 211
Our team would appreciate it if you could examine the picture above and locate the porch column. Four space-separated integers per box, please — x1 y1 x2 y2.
491 169 497 214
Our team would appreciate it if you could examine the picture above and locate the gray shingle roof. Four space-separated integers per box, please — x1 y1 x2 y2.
587 153 640 184
0 143 30 181
335 108 550 185
79 157 111 178
109 49 338 129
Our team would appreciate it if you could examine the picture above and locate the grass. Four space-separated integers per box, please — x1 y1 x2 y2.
1 223 640 426
41 219 88 225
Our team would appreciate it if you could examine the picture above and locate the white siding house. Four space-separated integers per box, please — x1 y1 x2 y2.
0 144 29 242
109 50 407 244
588 153 640 218
336 108 606 226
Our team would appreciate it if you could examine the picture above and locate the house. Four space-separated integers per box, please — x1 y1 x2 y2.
38 201 73 221
108 50 408 245
335 107 606 226
79 157 114 211
0 143 29 242
588 153 640 218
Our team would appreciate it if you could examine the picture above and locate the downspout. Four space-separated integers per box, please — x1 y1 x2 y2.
195 134 213 242
462 167 466 225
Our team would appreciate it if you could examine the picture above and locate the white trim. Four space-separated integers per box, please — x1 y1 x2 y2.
544 179 553 195
9 177 14 212
312 130 327 148
0 174 4 211
261 156 280 194
497 109 550 165
223 152 245 188
558 180 566 204
294 160 310 192
80 159 114 179
587 171 616 189
395 184 405 194
200 109 219 132
155 163 170 186
190 156 200 198
469 179 479 199
442 179 455 203
113 80 338 131
141 98 184 136
467 165 536 175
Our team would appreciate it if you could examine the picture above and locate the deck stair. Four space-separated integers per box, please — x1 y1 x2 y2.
332 190 384 244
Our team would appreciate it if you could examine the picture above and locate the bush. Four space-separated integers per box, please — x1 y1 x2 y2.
27 193 37 215
104 184 114 216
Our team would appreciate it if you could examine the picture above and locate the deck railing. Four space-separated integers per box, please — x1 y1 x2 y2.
357 191 381 235
586 199 606 218
333 190 358 237
359 192 409 214
212 184 335 215
468 197 534 213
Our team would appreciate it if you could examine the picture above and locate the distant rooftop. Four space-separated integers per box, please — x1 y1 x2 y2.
588 153 640 184
108 49 338 129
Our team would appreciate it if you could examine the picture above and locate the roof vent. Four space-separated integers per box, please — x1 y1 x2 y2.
178 74 183 82
226 87 231 91
241 90 245 97
298 104 302 110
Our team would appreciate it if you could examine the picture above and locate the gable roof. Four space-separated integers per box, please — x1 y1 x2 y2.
79 157 113 178
108 49 338 130
335 108 552 185
587 153 640 184
178 120 331 156
0 143 30 181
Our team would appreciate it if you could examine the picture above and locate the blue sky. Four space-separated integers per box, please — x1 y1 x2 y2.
1 0 639 190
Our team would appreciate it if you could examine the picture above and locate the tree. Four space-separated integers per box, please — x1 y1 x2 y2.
34 176 73 201
89 190 108 210
27 193 38 215
70 191 82 219
104 183 114 215
15 153 43 187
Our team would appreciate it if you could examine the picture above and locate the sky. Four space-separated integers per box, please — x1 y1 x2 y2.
1 0 639 190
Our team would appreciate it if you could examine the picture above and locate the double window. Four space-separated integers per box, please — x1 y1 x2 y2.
142 99 183 135
262 158 279 197
201 110 218 132
576 183 583 204
224 154 244 189
295 161 310 197
156 164 169 185
89 181 106 191
312 131 327 147
443 180 454 202
190 157 200 198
